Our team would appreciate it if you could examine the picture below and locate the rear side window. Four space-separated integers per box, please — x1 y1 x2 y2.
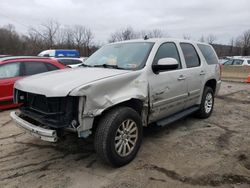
23 62 48 76
180 43 200 68
0 62 21 79
154 42 182 69
197 44 218 65
233 59 244 65
46 63 59 71
248 60 250 64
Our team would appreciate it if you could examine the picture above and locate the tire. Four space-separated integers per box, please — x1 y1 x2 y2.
94 107 143 167
195 86 214 119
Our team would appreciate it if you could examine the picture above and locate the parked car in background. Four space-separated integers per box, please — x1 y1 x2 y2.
56 57 83 68
219 58 229 64
80 57 88 62
223 57 250 66
0 55 11 58
38 49 80 58
0 56 66 110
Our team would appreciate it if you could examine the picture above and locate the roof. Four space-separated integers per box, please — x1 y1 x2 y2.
232 56 250 60
0 56 52 62
108 38 210 46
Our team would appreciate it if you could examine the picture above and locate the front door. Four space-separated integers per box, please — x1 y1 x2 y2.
0 62 22 108
148 42 188 123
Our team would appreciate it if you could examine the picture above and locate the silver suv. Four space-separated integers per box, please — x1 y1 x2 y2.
11 38 221 166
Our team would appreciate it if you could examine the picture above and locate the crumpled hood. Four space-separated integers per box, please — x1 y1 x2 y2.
15 67 130 97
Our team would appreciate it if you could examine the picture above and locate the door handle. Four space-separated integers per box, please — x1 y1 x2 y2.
178 75 186 81
200 71 206 75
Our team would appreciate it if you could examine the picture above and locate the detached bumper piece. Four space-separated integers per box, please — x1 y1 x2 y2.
10 111 58 142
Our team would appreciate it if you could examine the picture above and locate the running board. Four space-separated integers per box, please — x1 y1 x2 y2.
156 106 200 127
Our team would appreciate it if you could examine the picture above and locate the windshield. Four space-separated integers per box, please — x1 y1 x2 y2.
84 42 154 70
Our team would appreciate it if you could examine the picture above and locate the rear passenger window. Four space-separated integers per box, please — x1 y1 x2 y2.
154 42 181 69
180 43 200 68
46 63 59 71
248 60 250 64
233 59 244 65
23 62 48 76
197 44 218 65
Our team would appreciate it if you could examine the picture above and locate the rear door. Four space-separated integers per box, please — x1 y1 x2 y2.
0 62 22 104
179 43 205 108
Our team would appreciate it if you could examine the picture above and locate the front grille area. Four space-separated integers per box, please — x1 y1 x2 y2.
16 89 78 128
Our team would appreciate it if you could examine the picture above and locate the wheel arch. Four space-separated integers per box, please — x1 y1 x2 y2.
92 98 147 130
204 79 217 93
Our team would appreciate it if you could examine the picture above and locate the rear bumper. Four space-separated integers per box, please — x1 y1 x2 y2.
10 111 58 142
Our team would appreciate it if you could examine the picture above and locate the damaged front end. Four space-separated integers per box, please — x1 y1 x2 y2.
11 89 83 141
11 69 149 142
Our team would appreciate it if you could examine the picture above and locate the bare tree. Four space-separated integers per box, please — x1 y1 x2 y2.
57 26 74 48
72 25 86 50
206 34 217 44
83 28 94 47
183 34 191 40
199 35 205 42
108 27 138 42
43 20 60 48
228 37 234 56
149 29 164 38
72 25 94 56
237 29 250 55
0 24 23 55
29 20 60 48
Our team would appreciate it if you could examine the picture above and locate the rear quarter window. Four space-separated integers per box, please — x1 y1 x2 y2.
197 44 218 65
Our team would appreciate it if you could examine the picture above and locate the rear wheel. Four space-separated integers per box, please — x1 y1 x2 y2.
195 87 214 118
94 107 143 167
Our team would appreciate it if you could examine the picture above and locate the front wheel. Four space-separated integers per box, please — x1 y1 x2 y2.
94 107 143 167
195 86 214 119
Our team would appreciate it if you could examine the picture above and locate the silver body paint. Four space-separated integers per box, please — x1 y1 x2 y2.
13 38 221 139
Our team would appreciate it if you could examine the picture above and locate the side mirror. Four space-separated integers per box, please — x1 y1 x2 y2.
152 58 179 73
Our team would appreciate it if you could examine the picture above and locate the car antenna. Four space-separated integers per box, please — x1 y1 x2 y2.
144 35 149 40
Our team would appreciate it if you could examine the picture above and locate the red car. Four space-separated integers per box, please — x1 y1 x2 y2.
0 56 66 110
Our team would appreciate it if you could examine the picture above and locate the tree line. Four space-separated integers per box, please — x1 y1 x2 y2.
0 21 97 57
0 21 250 57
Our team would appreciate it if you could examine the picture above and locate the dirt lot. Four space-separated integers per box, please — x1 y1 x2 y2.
1 81 250 188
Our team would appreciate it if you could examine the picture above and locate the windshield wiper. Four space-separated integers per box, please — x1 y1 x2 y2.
93 64 125 70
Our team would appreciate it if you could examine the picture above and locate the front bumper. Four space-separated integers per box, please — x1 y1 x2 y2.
10 111 58 142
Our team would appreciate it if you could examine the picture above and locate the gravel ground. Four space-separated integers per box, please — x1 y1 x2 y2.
0 81 250 188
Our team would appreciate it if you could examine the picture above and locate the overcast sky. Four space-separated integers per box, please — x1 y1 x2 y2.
0 0 250 44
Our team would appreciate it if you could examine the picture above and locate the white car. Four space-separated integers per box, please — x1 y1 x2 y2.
223 57 250 66
55 57 83 68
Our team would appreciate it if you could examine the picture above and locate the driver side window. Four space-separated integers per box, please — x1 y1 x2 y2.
154 42 182 69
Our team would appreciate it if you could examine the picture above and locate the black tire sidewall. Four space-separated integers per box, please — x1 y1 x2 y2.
200 87 214 118
105 107 143 166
